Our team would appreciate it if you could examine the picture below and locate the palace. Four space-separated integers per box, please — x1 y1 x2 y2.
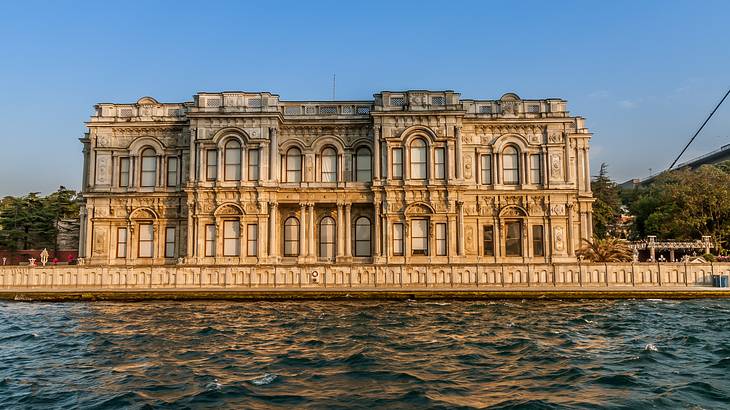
79 90 594 266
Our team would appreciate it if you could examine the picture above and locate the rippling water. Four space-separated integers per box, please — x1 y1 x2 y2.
1 299 729 409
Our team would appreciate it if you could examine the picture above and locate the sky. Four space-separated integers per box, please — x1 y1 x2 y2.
0 0 728 196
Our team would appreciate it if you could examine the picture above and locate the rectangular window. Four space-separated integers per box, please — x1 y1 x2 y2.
223 220 240 256
138 224 154 258
119 158 130 187
393 223 404 256
530 154 542 184
483 225 494 256
205 224 216 257
247 224 258 256
164 227 175 258
392 148 403 179
505 221 522 257
436 223 447 256
532 225 545 257
116 227 127 258
248 149 259 181
166 157 178 187
412 219 428 255
434 148 445 180
480 155 492 185
141 155 157 187
206 149 217 181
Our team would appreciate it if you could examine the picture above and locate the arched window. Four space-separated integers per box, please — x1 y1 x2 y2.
319 216 336 259
140 148 157 187
355 147 372 182
410 139 427 180
503 146 520 185
224 140 241 181
321 147 337 182
283 217 300 256
285 148 302 183
354 217 371 256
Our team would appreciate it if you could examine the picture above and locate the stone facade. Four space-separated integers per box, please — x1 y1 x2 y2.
79 90 594 266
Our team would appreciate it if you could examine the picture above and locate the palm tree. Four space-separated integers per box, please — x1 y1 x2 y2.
576 237 633 262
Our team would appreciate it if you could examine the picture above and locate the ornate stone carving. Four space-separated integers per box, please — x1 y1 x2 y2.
554 226 565 252
464 154 473 179
95 155 110 185
500 101 519 116
465 225 474 252
550 153 563 180
550 203 566 216
548 132 563 143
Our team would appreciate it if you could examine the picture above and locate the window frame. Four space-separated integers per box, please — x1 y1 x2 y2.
411 218 429 256
116 227 127 258
319 216 336 259
283 217 300 257
503 146 520 185
483 225 494 256
247 223 258 256
530 154 542 185
119 157 130 187
166 157 178 187
392 148 403 179
480 154 492 185
137 223 154 258
285 148 302 183
140 149 157 187
410 139 428 180
206 149 218 181
248 148 260 181
435 222 447 256
505 221 522 257
320 147 338 182
224 140 241 181
434 147 445 180
355 147 372 182
204 224 216 257
532 225 545 257
222 220 240 257
353 216 371 257
164 226 175 258
393 223 404 256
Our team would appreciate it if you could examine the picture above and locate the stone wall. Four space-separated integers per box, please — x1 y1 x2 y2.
1 263 728 289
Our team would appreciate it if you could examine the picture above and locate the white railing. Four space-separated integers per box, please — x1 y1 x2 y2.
0 263 726 290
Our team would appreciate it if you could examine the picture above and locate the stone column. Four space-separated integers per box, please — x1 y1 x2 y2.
455 126 463 180
269 202 278 258
260 214 268 258
269 128 278 181
345 204 352 257
373 128 381 180
78 207 87 258
583 146 591 192
308 203 315 258
382 213 389 258
374 202 381 257
261 141 270 181
567 203 575 256
300 203 307 257
383 142 390 180
457 200 465 256
186 203 194 257
337 202 344 257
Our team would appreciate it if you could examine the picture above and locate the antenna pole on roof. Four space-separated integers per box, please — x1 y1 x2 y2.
332 74 336 100
668 87 730 170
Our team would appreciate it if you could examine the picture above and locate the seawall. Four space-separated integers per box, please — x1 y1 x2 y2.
1 262 729 300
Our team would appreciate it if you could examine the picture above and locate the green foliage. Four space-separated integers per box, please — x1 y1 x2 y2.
576 237 634 262
702 253 717 262
628 164 730 253
0 187 81 252
591 163 623 239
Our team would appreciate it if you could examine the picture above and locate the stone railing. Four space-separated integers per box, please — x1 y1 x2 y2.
1 263 727 290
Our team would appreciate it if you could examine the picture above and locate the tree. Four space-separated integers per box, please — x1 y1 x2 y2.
591 163 622 239
0 187 81 252
628 163 730 253
576 237 633 262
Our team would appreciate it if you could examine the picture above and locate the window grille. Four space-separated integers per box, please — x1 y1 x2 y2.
248 98 262 108
431 96 445 105
356 106 370 114
206 98 221 108
319 106 338 115
284 106 301 115
390 97 405 106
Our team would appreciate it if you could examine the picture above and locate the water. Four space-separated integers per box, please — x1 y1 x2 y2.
1 299 729 409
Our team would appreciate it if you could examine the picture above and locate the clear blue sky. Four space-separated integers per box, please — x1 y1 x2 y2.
1 0 728 196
